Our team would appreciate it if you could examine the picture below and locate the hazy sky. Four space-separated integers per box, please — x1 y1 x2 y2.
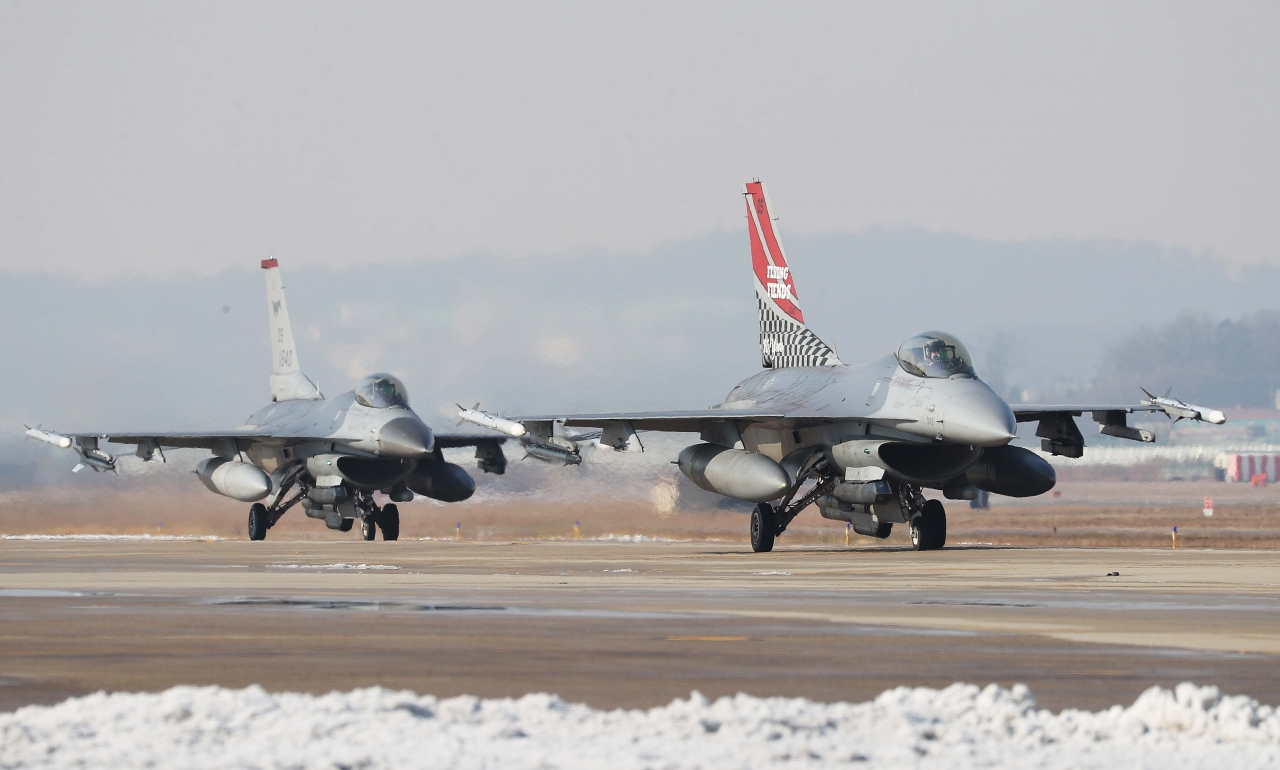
2 1 1277 279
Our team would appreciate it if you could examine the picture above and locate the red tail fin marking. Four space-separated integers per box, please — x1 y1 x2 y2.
745 181 803 323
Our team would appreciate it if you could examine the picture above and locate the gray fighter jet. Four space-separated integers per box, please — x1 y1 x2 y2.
26 259 507 541
461 181 1227 552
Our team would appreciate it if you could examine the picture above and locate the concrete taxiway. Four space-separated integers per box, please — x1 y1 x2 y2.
1 539 1279 713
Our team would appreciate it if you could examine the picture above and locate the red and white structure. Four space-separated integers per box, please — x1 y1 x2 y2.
1219 453 1280 483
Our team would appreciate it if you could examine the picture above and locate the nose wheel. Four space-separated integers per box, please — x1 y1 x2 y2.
910 499 947 551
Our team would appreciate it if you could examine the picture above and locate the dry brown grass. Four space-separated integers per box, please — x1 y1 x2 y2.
3 478 1279 549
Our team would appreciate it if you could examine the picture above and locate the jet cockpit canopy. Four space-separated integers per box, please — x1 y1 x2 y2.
896 332 976 379
354 373 410 408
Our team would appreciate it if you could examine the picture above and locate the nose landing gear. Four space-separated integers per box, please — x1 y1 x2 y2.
355 493 400 542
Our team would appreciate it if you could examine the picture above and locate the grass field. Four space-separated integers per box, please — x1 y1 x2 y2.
3 478 1278 548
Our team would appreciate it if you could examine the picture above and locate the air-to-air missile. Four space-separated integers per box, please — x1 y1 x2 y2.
1141 388 1228 424
456 405 526 437
26 427 117 473
457 406 583 465
25 427 71 449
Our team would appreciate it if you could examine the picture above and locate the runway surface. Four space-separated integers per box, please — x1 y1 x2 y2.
1 539 1279 713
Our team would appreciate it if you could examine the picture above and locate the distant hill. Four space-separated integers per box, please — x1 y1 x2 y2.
0 227 1275 449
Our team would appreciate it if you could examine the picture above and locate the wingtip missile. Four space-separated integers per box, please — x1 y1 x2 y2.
1140 388 1227 425
25 428 118 472
457 406 527 438
25 427 72 449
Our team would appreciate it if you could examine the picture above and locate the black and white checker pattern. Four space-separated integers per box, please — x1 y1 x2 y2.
757 295 840 369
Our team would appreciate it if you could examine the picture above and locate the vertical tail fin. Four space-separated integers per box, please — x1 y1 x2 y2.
262 258 321 402
744 181 840 369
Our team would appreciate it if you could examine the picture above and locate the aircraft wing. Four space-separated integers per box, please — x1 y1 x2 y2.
75 430 276 451
514 409 788 434
73 430 506 452
1010 404 1167 422
1012 398 1225 458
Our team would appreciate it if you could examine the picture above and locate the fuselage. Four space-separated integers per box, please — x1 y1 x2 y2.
238 391 435 480
717 355 1017 465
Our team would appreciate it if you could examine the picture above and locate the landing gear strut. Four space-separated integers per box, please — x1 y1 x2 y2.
750 453 837 551
246 465 308 542
353 492 400 542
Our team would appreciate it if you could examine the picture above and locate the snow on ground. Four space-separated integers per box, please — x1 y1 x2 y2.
1 533 223 541
2 682 1278 769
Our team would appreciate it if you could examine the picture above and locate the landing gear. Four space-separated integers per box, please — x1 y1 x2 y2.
750 503 776 552
247 504 268 541
748 452 838 552
245 464 309 541
379 504 400 541
348 492 399 541
339 518 354 532
910 499 947 551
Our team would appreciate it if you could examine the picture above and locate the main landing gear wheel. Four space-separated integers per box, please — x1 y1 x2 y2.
910 499 947 551
750 503 776 553
339 518 354 532
360 517 377 541
247 503 268 541
379 504 400 541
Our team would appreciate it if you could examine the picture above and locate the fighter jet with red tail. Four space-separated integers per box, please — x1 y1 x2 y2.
460 181 1229 552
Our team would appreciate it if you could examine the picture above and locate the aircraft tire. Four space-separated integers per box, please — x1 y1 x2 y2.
380 505 400 541
750 503 776 553
339 518 354 532
911 500 947 551
360 517 377 541
247 504 268 541
873 522 893 539
923 500 947 549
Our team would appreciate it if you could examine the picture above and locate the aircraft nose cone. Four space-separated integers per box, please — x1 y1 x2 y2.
941 384 1017 447
378 417 434 458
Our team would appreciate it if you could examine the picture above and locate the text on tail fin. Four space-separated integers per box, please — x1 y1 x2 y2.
743 181 840 369
745 181 804 323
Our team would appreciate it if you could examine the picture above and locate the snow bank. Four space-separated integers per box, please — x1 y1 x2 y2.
2 682 1278 769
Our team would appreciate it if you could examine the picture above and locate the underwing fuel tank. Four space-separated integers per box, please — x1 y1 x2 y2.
197 457 271 502
677 443 790 503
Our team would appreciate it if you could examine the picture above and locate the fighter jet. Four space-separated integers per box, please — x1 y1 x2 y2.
460 181 1227 552
26 259 508 541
